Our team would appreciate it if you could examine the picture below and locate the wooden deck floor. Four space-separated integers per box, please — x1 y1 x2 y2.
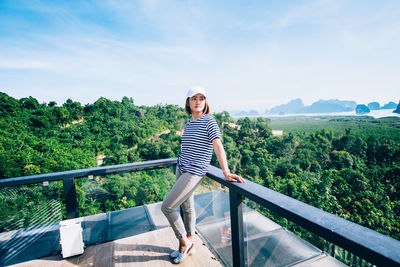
11 227 223 267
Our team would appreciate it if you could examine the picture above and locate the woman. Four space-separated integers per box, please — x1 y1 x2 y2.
161 86 244 264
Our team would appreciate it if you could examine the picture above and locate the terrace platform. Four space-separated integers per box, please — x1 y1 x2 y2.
11 227 221 267
5 191 347 267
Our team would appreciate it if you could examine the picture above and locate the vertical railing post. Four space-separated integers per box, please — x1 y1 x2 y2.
229 188 246 267
63 177 79 219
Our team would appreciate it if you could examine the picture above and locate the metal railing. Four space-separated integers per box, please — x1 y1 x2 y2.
1 158 399 266
0 158 177 219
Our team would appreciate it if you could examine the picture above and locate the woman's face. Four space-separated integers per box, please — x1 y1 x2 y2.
189 93 206 114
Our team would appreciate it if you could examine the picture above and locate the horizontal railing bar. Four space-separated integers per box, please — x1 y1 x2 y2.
205 165 400 266
0 158 177 188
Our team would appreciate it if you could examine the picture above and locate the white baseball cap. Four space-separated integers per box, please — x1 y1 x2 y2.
187 86 206 98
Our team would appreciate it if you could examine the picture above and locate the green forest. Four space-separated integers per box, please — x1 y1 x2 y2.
1 92 399 248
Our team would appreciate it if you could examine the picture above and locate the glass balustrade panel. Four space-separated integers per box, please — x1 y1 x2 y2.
0 180 64 266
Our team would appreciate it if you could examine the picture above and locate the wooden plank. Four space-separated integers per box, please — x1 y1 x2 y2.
10 227 222 267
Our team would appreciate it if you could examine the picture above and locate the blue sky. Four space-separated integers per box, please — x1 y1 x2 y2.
1 0 399 112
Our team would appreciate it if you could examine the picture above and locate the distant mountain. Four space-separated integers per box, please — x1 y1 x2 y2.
302 99 356 113
267 99 356 114
267 98 304 114
382 101 397 109
394 101 400 114
231 98 398 117
368 102 380 110
231 110 259 116
355 104 370 115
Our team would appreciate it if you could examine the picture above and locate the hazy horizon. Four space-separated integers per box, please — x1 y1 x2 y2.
1 1 399 112
2 90 398 116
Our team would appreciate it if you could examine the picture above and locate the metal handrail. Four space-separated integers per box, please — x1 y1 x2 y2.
0 158 178 187
1 158 399 266
0 158 178 218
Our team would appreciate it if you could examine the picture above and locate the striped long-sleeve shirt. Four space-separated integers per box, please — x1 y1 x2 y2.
177 115 221 176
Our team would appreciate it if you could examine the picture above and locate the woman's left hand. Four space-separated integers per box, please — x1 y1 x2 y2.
224 172 245 183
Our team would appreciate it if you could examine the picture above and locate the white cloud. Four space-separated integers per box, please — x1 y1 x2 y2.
1 0 399 111
0 59 50 70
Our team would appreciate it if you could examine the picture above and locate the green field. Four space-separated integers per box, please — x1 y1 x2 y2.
269 115 400 140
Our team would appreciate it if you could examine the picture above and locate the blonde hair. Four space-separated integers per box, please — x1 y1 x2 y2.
185 97 210 115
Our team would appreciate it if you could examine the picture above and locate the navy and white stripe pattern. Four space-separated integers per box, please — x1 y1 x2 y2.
178 115 221 176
